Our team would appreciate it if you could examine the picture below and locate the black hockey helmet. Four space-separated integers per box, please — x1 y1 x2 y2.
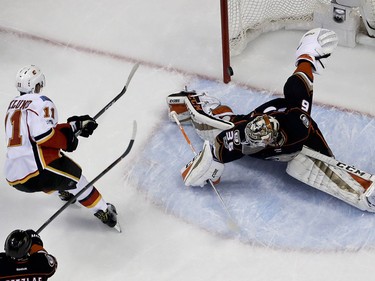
4 229 32 259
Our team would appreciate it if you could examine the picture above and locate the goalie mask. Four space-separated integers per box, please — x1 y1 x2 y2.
245 114 279 146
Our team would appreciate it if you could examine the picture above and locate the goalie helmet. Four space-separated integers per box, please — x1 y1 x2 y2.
4 229 32 259
15 65 46 94
245 114 279 146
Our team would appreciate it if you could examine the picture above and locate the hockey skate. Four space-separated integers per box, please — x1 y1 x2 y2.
58 190 76 204
94 203 120 231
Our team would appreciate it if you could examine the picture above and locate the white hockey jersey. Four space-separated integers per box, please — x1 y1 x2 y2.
4 93 59 184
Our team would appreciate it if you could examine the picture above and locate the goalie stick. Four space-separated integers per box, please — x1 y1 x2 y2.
170 111 239 232
36 120 137 234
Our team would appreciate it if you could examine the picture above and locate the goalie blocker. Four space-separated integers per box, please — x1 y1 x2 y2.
167 91 235 143
287 146 375 212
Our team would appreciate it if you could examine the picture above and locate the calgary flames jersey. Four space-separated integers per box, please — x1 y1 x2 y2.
4 93 59 184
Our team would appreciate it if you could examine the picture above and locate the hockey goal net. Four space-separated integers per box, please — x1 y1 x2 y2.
221 0 375 83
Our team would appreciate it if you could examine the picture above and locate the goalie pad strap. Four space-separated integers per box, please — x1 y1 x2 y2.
286 146 375 212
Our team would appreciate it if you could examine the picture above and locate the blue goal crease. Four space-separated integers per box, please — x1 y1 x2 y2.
128 78 375 251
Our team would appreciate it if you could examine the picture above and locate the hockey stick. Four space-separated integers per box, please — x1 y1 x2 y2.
74 63 140 136
170 111 239 231
36 120 137 234
93 63 140 120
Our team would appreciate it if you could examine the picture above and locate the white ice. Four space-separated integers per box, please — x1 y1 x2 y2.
1 1 375 280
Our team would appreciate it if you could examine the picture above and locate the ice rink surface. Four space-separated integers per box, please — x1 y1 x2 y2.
1 1 375 280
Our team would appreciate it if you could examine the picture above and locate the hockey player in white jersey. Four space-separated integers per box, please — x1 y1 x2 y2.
4 65 117 228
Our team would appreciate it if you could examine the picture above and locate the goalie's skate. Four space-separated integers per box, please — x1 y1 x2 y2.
94 203 121 232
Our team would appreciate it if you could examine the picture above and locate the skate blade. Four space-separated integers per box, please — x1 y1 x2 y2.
114 221 122 233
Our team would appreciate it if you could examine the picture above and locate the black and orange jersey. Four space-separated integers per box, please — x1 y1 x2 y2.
213 61 333 163
214 106 332 163
0 251 57 281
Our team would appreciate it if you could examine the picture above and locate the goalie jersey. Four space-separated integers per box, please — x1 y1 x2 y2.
214 62 333 164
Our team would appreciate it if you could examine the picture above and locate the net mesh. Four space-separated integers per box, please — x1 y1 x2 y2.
228 0 332 55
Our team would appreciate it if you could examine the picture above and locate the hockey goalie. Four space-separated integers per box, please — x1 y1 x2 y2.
167 28 375 213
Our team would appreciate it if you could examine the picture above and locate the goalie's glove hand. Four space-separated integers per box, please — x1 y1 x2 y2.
68 115 98 138
295 28 338 73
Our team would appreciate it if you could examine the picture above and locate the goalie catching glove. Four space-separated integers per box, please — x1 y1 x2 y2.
68 115 98 137
295 28 338 74
181 141 224 187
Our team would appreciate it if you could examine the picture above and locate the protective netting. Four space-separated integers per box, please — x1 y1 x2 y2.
228 0 331 55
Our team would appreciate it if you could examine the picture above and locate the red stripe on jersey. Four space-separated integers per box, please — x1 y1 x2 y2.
79 187 102 208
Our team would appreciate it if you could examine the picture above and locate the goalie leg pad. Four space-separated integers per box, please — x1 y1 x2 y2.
181 141 224 187
286 146 375 212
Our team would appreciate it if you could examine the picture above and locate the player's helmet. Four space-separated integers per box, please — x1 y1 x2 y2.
245 114 279 146
15 65 45 94
4 230 32 259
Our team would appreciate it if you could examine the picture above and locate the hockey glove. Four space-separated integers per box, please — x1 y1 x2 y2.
25 229 43 247
295 28 338 73
185 93 234 143
68 115 98 138
166 92 191 123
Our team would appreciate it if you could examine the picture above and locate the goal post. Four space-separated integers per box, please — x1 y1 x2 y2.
220 0 233 84
221 0 375 84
